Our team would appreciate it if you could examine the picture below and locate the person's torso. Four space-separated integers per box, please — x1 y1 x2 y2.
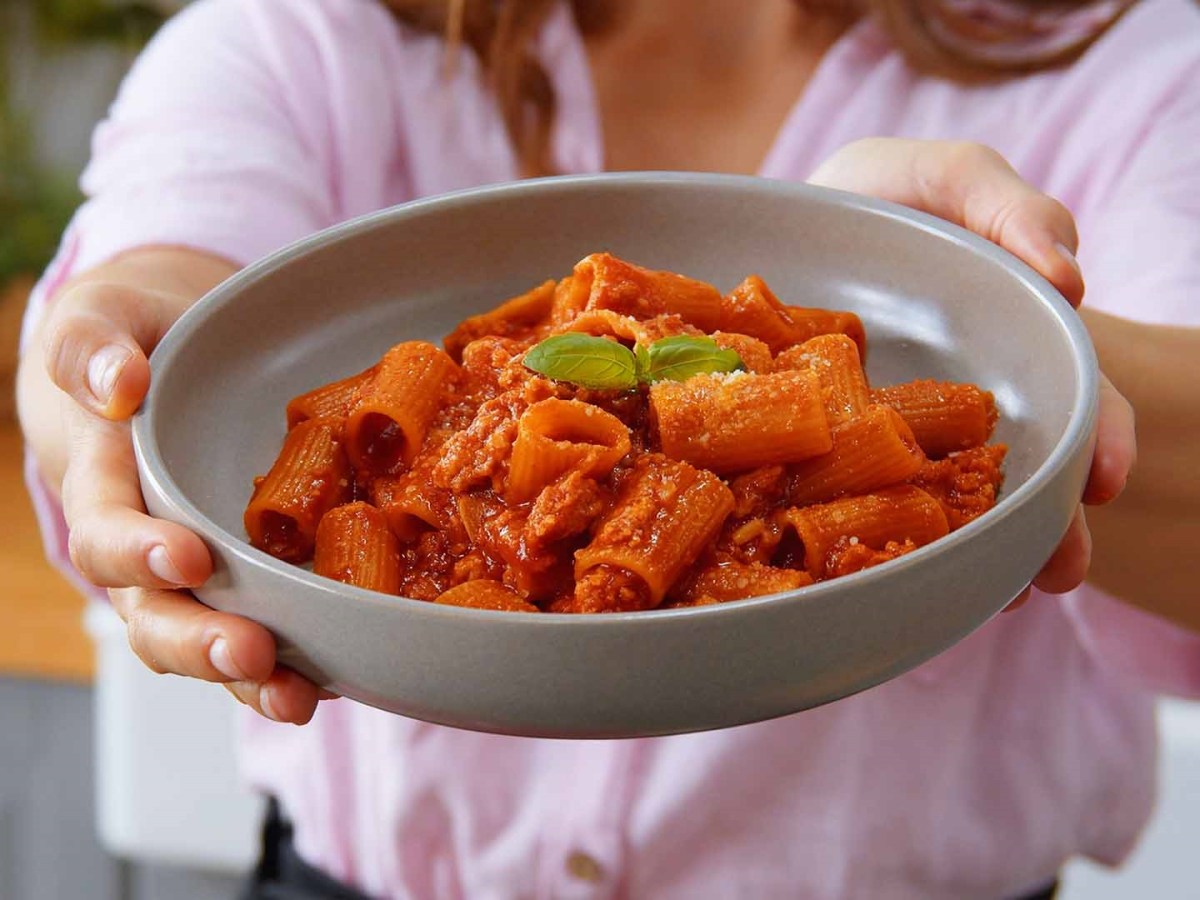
231 1 1199 896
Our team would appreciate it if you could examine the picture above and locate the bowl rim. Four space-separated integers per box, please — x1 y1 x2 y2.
132 170 1099 628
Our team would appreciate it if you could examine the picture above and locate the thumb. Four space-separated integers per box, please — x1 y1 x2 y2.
43 282 190 420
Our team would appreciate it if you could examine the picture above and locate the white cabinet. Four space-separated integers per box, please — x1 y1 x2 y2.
1061 699 1200 900
88 604 263 873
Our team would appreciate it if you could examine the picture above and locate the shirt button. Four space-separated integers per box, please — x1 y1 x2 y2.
565 850 605 883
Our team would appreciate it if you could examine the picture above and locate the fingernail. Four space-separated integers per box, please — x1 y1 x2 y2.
87 344 133 405
260 685 284 723
147 545 186 585
209 637 247 681
1054 242 1081 276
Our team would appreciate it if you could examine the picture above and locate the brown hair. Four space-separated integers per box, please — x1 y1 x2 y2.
381 0 1132 176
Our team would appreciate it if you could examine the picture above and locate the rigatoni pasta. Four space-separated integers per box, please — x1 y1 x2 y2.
246 253 1006 612
436 581 539 612
344 341 459 474
506 399 631 503
286 365 378 430
783 306 868 360
314 502 402 594
773 485 950 579
670 559 814 606
552 252 726 330
785 405 925 506
371 444 459 543
774 334 871 425
573 455 734 611
721 275 802 353
649 370 832 473
870 379 998 458
245 417 352 563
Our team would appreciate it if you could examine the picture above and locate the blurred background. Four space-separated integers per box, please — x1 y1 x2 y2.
2 2 258 898
0 2 1196 899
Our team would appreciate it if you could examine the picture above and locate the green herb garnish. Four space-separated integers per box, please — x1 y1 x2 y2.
634 342 652 385
523 334 743 391
522 333 639 391
642 335 743 384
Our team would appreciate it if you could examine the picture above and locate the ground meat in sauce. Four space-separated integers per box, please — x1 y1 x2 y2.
475 506 574 601
450 549 503 586
570 565 653 613
824 537 919 578
911 445 1007 530
728 466 789 518
526 471 610 550
669 553 812 606
254 258 1007 613
432 379 562 493
396 529 465 601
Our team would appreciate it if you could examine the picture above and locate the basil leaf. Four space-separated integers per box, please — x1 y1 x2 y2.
645 336 744 383
634 343 652 384
523 333 638 391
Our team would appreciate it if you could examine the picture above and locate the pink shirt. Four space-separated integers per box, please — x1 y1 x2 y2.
25 0 1200 897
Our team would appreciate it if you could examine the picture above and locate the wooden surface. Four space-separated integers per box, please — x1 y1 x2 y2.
0 277 33 423
0 421 93 683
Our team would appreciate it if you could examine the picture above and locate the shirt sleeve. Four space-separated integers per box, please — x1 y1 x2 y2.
68 0 336 277
21 0 340 599
1062 64 1200 699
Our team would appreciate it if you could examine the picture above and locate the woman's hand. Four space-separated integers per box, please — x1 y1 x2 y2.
18 247 327 724
809 138 1137 608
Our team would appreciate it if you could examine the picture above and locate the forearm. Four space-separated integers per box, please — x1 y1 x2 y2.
1080 308 1200 631
16 247 238 494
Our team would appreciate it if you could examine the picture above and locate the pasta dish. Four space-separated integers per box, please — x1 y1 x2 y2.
244 253 1005 613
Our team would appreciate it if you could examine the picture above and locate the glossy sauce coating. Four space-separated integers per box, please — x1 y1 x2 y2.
249 258 1006 612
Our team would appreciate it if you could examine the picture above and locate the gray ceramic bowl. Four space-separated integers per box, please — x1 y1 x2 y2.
133 173 1097 738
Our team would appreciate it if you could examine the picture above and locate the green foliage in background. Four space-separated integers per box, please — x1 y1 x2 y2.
1 0 168 285
0 106 83 282
33 0 170 46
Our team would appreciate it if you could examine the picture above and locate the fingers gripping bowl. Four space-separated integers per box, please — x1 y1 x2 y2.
132 173 1098 738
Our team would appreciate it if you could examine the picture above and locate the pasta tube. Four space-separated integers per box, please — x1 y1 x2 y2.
313 502 402 594
558 309 700 346
786 405 925 505
774 334 871 424
783 305 867 360
245 417 352 563
371 446 459 543
575 454 734 607
435 580 538 612
675 559 813 605
345 341 458 474
650 370 832 473
556 252 725 331
775 485 949 578
720 275 800 353
710 331 773 373
871 379 998 458
286 365 377 430
506 398 631 502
